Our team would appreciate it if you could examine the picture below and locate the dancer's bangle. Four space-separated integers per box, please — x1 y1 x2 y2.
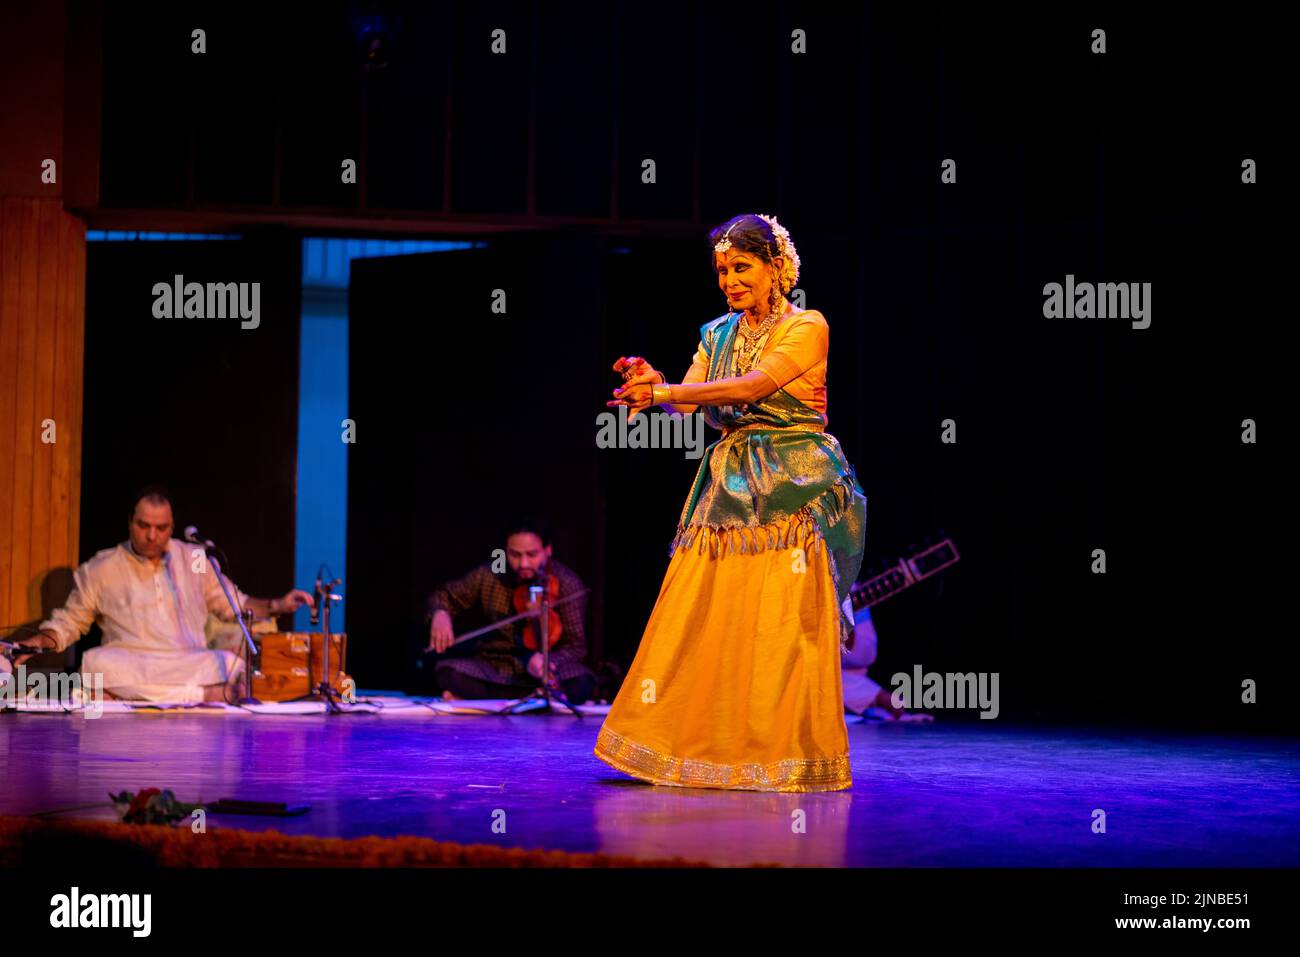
650 384 672 406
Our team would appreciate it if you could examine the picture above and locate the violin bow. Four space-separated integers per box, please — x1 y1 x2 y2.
424 586 590 651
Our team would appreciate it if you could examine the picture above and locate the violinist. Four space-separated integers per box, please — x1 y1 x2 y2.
424 519 598 704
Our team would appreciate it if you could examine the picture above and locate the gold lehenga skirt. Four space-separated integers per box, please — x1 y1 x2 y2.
594 512 852 792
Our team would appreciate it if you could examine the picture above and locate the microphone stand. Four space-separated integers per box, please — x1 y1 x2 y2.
206 551 261 705
312 577 346 713
502 583 581 717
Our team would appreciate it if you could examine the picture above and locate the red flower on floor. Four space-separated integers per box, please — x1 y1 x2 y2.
109 787 196 825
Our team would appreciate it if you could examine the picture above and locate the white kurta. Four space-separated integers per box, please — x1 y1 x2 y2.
38 538 252 703
840 602 883 714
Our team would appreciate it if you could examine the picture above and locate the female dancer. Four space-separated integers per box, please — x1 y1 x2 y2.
595 213 868 792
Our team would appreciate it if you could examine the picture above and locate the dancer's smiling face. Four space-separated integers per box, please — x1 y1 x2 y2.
715 249 783 314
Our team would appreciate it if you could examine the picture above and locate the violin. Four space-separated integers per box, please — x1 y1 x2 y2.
426 579 588 654
511 572 564 651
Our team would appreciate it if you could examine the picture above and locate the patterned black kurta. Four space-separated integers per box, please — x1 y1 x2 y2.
426 559 595 686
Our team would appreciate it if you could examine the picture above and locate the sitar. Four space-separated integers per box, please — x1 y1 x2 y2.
848 537 960 612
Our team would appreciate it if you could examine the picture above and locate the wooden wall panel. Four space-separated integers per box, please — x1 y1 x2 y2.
0 197 85 631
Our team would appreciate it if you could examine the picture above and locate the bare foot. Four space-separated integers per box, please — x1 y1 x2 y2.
441 690 461 701
870 688 934 722
872 688 906 719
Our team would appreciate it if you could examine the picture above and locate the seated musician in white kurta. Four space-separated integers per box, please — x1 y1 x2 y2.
11 487 314 703
840 601 933 723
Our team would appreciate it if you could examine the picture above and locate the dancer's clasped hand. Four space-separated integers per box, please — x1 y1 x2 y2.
609 355 662 419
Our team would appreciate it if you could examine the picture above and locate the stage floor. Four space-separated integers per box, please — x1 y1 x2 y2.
3 701 1297 866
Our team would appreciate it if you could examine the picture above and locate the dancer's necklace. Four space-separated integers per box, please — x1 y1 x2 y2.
735 300 789 374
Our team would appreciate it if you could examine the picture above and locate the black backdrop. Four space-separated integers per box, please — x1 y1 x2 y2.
346 220 1284 732
346 234 609 691
73 7 1288 731
80 235 302 648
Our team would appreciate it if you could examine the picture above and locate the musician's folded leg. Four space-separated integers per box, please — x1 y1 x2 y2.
435 663 531 701
104 683 207 704
197 670 248 704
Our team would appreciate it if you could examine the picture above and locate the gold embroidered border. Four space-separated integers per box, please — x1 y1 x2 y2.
594 725 851 793
721 422 826 437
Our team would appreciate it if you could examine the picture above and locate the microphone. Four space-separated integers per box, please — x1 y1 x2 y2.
311 567 322 625
183 526 216 549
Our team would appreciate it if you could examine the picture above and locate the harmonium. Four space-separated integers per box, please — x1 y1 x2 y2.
250 632 350 702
